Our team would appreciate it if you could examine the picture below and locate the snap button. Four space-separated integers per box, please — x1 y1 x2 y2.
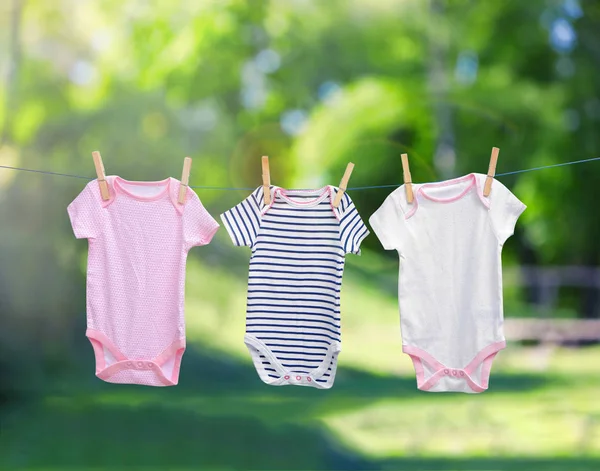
127 361 133 367
444 369 449 375
296 375 301 380
147 362 154 368
284 375 290 380
137 362 144 368
460 371 465 377
307 377 312 382
452 370 458 376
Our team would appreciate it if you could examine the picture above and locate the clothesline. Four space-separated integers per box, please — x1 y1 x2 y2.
1 156 599 191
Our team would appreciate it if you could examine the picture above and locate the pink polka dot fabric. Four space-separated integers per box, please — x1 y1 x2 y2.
68 176 219 386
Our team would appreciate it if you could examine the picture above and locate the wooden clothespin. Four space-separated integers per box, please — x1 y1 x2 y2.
92 151 110 201
332 163 355 208
262 156 271 205
178 157 192 204
483 147 499 197
401 153 414 203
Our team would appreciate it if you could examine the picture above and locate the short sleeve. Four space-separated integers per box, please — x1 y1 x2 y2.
339 193 370 255
369 190 406 251
488 180 526 245
67 181 101 239
183 189 220 249
220 187 263 247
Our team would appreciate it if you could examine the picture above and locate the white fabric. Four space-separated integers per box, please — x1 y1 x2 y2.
369 173 526 393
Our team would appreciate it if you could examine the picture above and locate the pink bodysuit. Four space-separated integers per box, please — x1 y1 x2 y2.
68 176 219 386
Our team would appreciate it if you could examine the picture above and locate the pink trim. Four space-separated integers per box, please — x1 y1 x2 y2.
402 341 506 393
419 173 476 203
404 191 419 219
86 329 185 386
113 176 171 202
86 329 127 363
403 174 490 219
199 220 220 245
88 338 106 372
277 186 330 207
261 185 338 220
463 340 505 392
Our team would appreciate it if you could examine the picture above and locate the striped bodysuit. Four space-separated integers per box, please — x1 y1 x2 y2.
221 185 369 388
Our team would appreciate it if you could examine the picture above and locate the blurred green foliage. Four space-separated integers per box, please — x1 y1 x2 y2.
1 0 600 469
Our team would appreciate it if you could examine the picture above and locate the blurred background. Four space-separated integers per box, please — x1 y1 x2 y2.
1 0 599 470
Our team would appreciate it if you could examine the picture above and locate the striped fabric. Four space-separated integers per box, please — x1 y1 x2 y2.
221 185 369 389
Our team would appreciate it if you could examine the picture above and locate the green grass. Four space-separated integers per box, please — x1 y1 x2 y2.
2 248 600 470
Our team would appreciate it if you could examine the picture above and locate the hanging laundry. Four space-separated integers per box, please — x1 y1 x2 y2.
221 185 369 388
67 176 219 386
370 173 526 393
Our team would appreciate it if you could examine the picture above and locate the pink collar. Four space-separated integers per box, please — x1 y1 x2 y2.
404 173 490 219
100 176 185 213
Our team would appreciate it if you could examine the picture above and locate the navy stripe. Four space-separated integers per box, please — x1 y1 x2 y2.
230 206 250 246
260 234 339 241
247 305 339 315
252 336 332 344
247 323 339 335
250 261 344 272
249 269 343 279
247 289 338 300
248 282 339 292
239 199 259 241
246 317 340 328
344 212 363 253
271 350 326 356
248 276 340 286
222 211 241 246
277 357 323 368
262 226 339 234
251 254 344 264
256 245 342 253
263 220 338 227
269 206 334 212
247 296 339 307
233 205 252 246
351 226 369 253
264 343 329 350
246 329 339 341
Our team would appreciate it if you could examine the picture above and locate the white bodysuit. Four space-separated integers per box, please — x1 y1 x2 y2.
369 173 526 393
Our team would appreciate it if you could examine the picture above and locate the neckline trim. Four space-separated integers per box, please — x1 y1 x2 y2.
273 186 332 208
418 173 476 203
113 176 171 202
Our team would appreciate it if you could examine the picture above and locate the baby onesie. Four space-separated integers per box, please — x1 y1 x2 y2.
221 186 369 388
369 173 526 393
68 176 219 386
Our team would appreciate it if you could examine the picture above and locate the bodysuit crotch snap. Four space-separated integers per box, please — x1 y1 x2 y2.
87 329 186 386
245 334 341 389
403 341 506 393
